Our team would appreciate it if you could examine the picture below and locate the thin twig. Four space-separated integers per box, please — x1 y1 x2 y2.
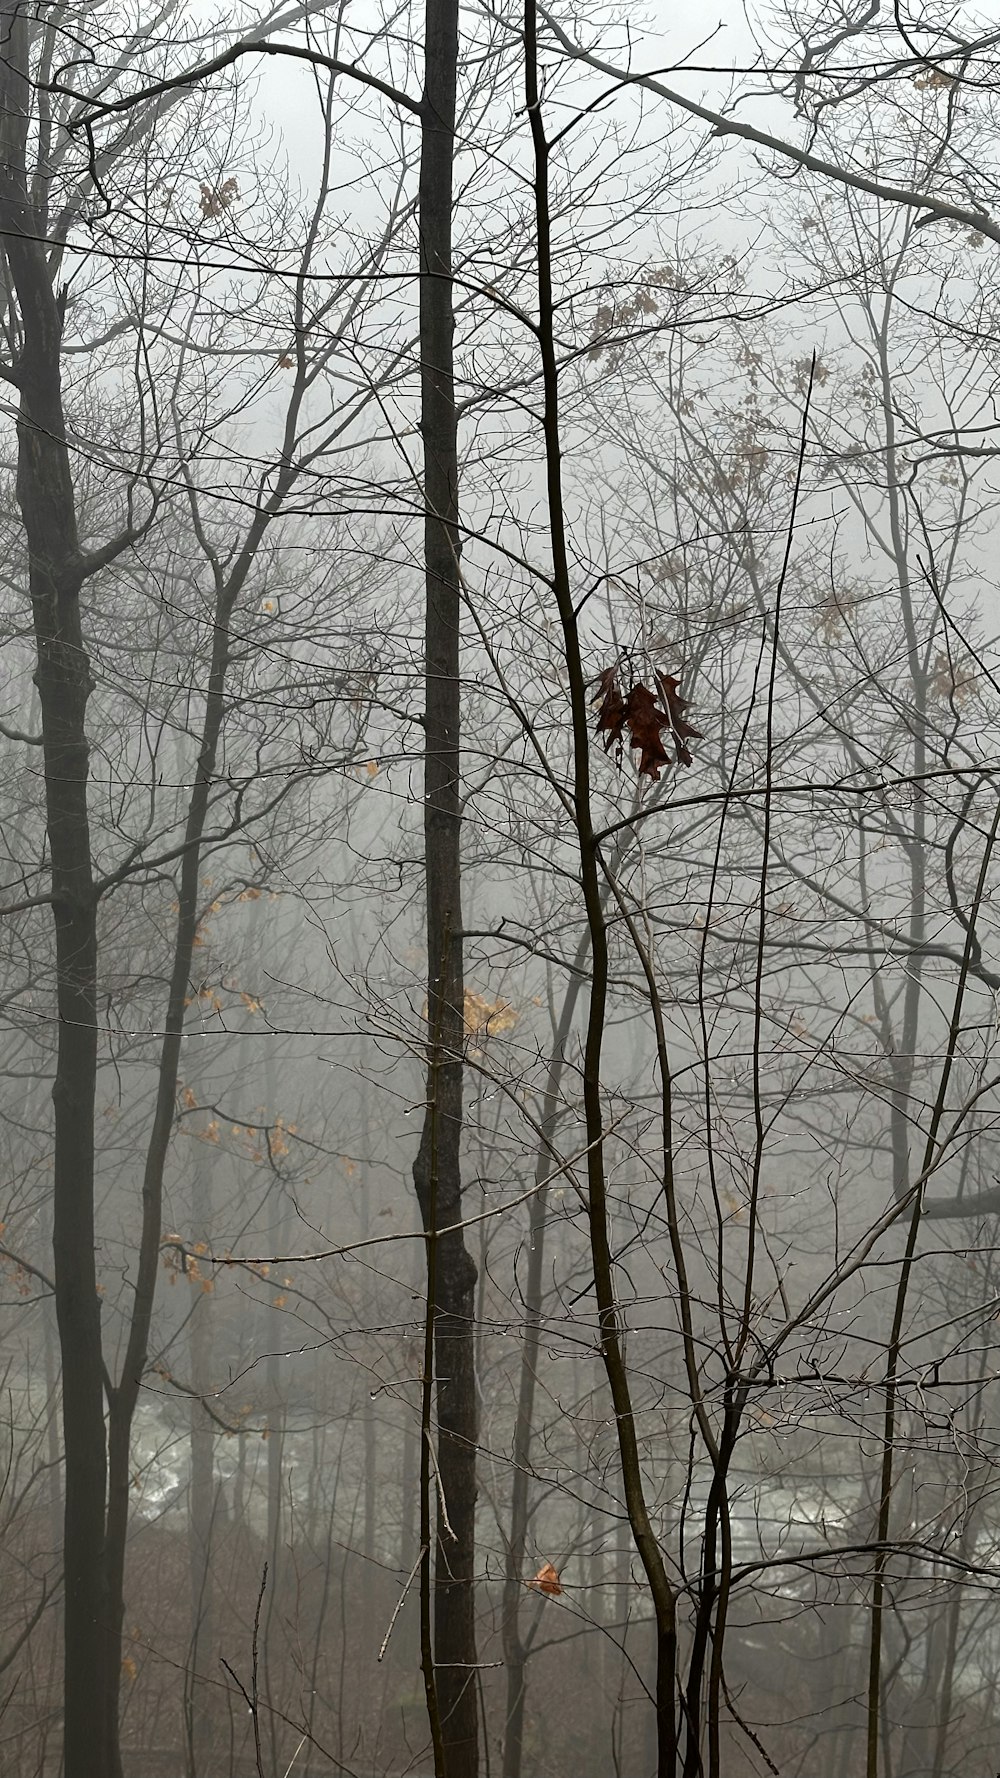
425 1426 457 1543
221 1563 268 1778
378 1547 426 1663
281 1733 307 1777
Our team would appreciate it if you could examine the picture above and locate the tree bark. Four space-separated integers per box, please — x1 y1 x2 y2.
0 10 109 1772
412 0 479 1767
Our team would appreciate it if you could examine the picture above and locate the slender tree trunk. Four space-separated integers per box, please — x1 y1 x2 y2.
498 1173 546 1778
501 969 586 1778
606 1514 632 1775
521 3 680 1767
303 1418 342 1778
501 822 650 1775
0 12 109 1772
930 1576 963 1777
263 1172 289 1777
412 0 479 1770
185 1142 216 1778
360 1065 378 1664
102 570 240 1776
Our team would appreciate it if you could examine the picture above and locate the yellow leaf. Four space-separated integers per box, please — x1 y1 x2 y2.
463 989 518 1038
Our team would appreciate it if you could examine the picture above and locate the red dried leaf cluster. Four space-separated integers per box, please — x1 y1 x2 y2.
592 665 701 778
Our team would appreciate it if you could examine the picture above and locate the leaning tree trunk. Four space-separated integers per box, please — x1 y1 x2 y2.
102 549 253 1770
501 959 587 1778
0 10 109 1773
412 0 479 1769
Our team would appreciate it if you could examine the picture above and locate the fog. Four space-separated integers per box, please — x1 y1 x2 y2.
1 3 1000 1776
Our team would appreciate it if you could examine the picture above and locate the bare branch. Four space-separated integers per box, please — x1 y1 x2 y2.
539 7 1000 244
56 37 422 128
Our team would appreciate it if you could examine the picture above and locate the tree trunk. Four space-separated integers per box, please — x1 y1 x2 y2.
185 1141 216 1778
412 0 479 1766
501 968 587 1778
521 0 680 1766
0 11 109 1772
360 1068 378 1666
263 1168 289 1777
102 568 240 1776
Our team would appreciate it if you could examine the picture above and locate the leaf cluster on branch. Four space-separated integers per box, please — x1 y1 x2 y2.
592 663 701 777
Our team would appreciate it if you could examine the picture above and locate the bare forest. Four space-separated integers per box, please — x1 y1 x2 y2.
4 3 1000 1776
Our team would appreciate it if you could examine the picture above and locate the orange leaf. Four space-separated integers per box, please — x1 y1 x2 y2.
528 1561 562 1596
